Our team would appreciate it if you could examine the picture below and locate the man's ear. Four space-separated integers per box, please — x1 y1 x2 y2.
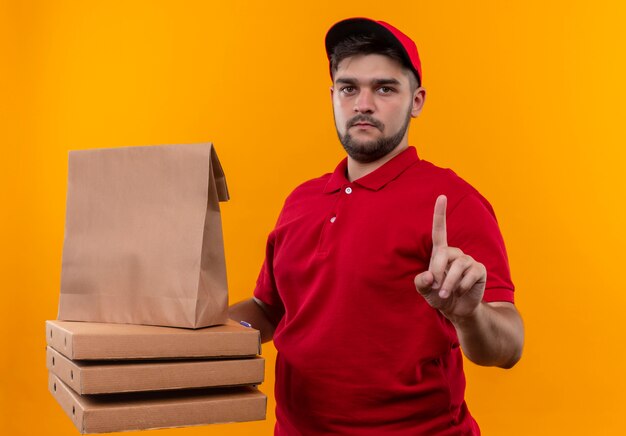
330 86 334 99
411 87 427 118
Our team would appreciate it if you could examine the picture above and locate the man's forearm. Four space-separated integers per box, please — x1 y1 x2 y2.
229 297 277 343
450 301 524 369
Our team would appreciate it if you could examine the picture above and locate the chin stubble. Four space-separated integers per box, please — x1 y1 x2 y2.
336 106 413 164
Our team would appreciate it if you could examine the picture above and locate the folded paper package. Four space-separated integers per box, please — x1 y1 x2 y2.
59 143 230 328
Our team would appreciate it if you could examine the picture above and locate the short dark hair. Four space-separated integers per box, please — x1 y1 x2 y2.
329 34 421 89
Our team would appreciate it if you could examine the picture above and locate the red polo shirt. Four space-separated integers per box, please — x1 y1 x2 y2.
254 146 514 435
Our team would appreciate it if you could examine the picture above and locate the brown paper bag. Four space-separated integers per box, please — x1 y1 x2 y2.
58 143 230 328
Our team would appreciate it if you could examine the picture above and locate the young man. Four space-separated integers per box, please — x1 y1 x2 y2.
230 17 524 435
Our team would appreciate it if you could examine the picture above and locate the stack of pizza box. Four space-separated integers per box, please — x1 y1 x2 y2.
46 319 266 434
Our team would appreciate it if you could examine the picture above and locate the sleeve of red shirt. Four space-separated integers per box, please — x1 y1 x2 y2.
446 191 515 303
253 233 286 316
253 212 286 319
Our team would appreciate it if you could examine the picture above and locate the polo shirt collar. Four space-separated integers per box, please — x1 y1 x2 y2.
323 146 420 193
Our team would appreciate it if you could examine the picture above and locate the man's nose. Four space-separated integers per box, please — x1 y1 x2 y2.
353 89 375 114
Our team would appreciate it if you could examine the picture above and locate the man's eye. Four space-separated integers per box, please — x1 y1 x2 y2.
378 87 394 94
341 86 356 94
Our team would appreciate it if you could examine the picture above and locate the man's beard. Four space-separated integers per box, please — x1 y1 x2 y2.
336 107 412 164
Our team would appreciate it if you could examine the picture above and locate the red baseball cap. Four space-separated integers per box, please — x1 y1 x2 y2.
325 17 422 85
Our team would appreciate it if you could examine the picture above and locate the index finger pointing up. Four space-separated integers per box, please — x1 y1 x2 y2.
432 194 448 249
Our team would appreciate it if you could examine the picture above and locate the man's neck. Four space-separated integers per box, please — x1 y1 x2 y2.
346 143 409 182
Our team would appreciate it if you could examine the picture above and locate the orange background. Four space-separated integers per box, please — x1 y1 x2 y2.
2 1 625 435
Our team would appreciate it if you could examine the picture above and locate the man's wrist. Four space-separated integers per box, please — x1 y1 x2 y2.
447 301 485 331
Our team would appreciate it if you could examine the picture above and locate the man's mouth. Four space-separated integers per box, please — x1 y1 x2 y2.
348 116 383 131
351 122 378 130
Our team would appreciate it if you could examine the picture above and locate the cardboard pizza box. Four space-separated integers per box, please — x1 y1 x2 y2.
47 346 264 394
49 373 267 434
46 319 261 360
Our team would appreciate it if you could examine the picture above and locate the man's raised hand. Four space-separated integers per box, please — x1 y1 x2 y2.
414 195 487 321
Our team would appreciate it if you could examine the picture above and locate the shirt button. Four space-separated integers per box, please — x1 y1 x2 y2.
345 187 352 194
330 216 336 223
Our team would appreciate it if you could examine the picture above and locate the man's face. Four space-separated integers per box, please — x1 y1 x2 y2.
331 54 422 163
